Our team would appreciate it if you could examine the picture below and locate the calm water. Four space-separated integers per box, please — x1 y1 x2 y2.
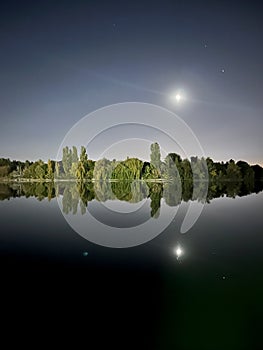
1 181 263 349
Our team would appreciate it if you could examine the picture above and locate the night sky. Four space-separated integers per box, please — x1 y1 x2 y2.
0 0 262 164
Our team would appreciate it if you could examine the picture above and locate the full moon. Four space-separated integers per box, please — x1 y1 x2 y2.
175 94 181 102
170 91 185 104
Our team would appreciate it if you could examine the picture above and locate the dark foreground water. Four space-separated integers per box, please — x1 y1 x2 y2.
0 181 263 349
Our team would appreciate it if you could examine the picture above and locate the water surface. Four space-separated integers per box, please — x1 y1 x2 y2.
0 181 262 349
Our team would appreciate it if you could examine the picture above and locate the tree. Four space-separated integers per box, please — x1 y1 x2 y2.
252 164 263 180
226 159 241 181
70 162 78 178
70 146 79 178
35 161 46 180
237 160 254 183
150 142 161 174
46 159 54 180
141 162 159 180
76 146 89 181
72 146 78 163
191 157 207 181
0 165 11 177
111 158 143 180
93 158 114 180
76 161 85 182
87 159 95 179
181 159 193 181
206 157 218 179
62 146 72 177
55 161 60 178
164 154 180 181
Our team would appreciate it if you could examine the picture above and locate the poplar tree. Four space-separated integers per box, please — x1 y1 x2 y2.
76 146 89 181
150 142 161 173
46 159 54 180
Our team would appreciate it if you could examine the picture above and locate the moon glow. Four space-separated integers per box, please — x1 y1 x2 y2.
170 91 185 104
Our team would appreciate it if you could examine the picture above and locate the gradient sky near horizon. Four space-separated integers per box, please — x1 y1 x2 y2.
0 0 262 164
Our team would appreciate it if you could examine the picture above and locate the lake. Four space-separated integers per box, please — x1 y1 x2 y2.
1 180 263 349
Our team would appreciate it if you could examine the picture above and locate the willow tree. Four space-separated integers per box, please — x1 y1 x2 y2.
111 158 143 180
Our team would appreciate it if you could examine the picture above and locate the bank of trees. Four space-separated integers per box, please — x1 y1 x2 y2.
0 146 94 181
0 143 262 183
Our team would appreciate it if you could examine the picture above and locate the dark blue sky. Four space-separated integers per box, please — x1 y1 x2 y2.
0 0 262 164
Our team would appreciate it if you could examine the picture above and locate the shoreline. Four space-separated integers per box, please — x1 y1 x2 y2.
0 178 262 184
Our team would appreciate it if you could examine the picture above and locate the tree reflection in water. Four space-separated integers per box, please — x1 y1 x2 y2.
0 180 262 218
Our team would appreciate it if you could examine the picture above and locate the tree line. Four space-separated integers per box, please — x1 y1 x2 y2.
0 142 263 183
